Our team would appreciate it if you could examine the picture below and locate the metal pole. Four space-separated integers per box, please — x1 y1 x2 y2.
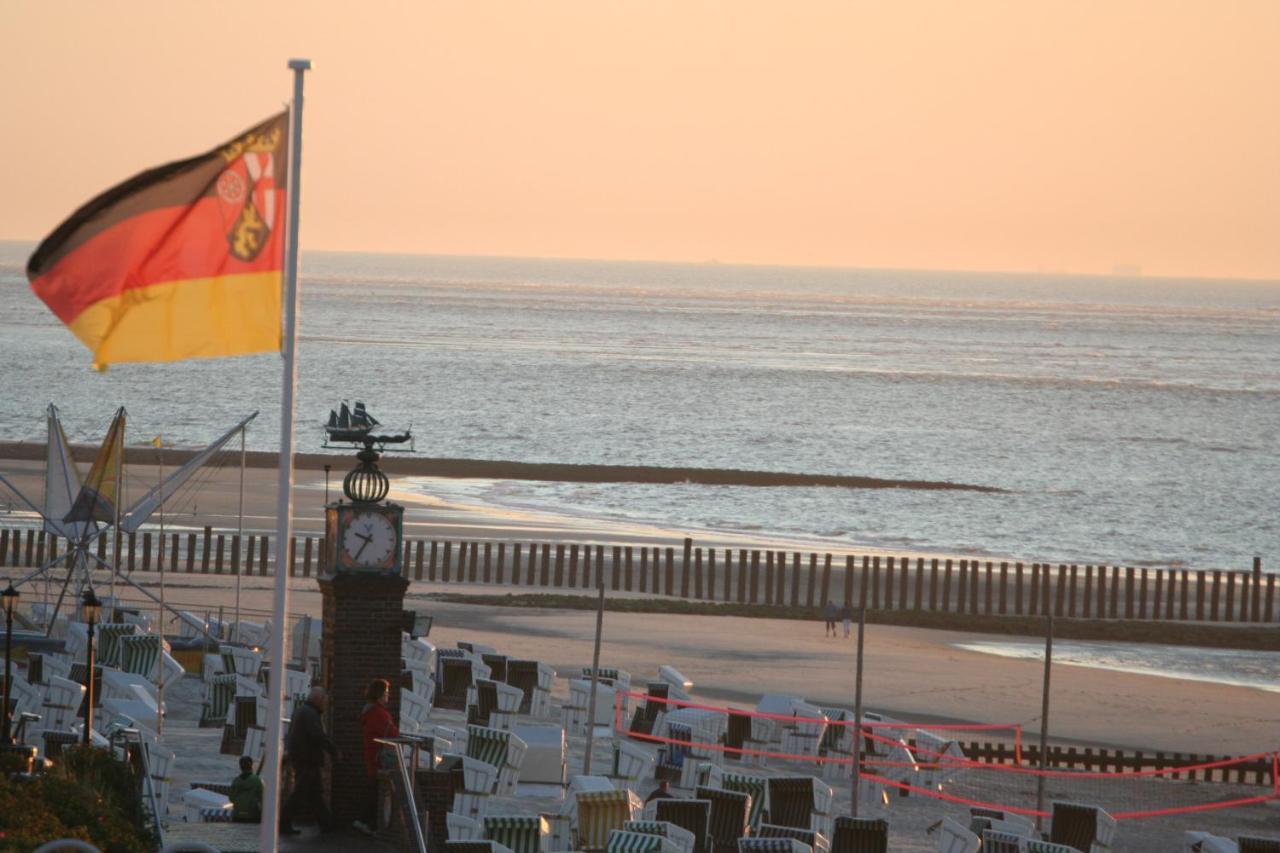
234 426 246 642
83 615 96 745
1034 607 1054 829
155 441 166 738
261 58 310 853
582 576 606 774
111 412 123 623
3 603 12 743
850 603 866 816
324 464 331 505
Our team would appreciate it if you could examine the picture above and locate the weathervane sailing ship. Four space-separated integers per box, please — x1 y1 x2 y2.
322 400 413 451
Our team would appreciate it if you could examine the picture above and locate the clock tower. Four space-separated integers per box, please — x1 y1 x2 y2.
318 440 410 827
325 441 404 574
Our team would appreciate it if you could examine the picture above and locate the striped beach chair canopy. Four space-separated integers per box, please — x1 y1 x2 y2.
119 634 162 679
467 724 512 769
653 799 711 853
1048 801 1115 852
201 673 240 727
608 829 677 853
721 772 767 830
483 815 549 853
980 830 1026 853
446 842 514 853
624 820 696 853
758 824 827 853
1024 843 1079 853
660 722 693 770
96 623 137 667
738 839 811 853
1239 838 1280 853
576 789 642 851
694 786 751 851
830 817 888 853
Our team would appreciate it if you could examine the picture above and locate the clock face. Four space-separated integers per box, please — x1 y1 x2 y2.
341 510 397 569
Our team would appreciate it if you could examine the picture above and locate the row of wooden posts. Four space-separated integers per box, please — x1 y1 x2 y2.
1 526 1274 624
953 741 1276 787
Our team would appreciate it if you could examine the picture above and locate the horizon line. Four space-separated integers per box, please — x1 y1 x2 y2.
2 237 1277 287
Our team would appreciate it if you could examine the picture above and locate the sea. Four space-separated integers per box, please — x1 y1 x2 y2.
2 242 1277 572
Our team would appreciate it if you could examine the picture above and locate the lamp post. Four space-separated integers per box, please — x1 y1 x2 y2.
81 589 102 746
2 583 18 744
324 464 331 504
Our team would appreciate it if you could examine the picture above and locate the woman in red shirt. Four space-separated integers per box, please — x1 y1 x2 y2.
355 678 399 835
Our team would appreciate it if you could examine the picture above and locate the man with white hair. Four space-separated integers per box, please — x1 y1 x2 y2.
280 686 337 835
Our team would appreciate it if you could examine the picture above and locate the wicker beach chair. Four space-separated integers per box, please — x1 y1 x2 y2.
738 839 811 853
914 729 967 790
927 817 980 853
484 814 549 853
120 634 161 678
401 685 433 735
968 808 1034 839
219 644 263 679
624 820 697 853
482 653 509 682
447 843 514 853
779 700 826 760
467 724 527 796
1049 801 1115 853
608 829 680 853
757 824 828 853
817 708 853 781
656 721 693 783
1025 843 1078 853
449 813 483 841
1239 838 1280 853
981 830 1028 853
507 659 555 717
829 817 888 853
765 777 833 836
653 798 711 853
609 740 657 791
575 789 642 852
720 772 768 831
695 786 752 853
437 649 478 710
95 623 136 667
41 675 86 733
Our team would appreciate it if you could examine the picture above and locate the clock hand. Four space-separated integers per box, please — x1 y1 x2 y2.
352 531 372 544
354 539 370 560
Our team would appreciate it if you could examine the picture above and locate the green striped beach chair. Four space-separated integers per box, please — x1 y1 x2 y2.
446 842 514 853
652 799 711 853
466 724 527 796
576 789 642 851
200 673 239 727
738 839 811 853
483 815 549 853
623 820 697 853
96 623 136 667
219 644 263 679
607 830 678 853
119 634 162 680
757 825 828 853
720 772 768 831
694 787 751 853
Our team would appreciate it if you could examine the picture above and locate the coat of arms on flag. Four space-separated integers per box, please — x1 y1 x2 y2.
26 112 290 370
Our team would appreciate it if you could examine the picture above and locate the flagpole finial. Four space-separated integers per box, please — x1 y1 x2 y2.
288 58 312 71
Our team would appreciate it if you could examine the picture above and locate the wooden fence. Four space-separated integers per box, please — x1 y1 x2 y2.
951 741 1276 787
0 526 1274 624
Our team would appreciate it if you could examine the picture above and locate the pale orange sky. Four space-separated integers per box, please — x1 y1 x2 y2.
2 1 1277 279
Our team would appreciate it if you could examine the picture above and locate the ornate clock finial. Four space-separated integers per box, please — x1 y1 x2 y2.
342 439 390 503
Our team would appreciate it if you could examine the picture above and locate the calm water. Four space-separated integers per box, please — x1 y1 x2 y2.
2 243 1277 570
954 640 1280 694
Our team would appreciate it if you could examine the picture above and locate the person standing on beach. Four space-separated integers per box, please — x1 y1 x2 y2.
823 600 838 637
280 686 337 835
841 602 852 638
355 678 399 836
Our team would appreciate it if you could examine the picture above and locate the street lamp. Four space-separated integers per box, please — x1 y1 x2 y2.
81 589 102 746
324 464 332 504
2 583 18 744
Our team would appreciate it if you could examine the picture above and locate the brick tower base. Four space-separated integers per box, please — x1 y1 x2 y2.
318 571 409 827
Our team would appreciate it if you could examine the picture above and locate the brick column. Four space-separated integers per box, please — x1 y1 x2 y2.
318 571 409 827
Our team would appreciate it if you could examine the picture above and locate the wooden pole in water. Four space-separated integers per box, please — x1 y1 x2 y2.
851 603 866 817
583 571 606 774
1035 605 1054 829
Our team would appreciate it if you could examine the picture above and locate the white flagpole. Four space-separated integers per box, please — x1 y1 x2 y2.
261 57 310 853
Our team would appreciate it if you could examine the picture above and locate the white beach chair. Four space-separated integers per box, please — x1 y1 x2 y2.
42 675 86 734
1048 801 1116 853
468 724 528 796
608 740 656 792
928 817 981 853
981 830 1029 853
512 723 567 786
448 812 483 841
914 729 967 790
624 820 697 853
400 685 433 735
201 653 225 682
182 787 231 823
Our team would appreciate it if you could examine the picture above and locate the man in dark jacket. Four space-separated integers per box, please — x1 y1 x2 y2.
280 686 337 835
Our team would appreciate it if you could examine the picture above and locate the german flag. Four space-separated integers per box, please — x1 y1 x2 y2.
28 112 289 370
